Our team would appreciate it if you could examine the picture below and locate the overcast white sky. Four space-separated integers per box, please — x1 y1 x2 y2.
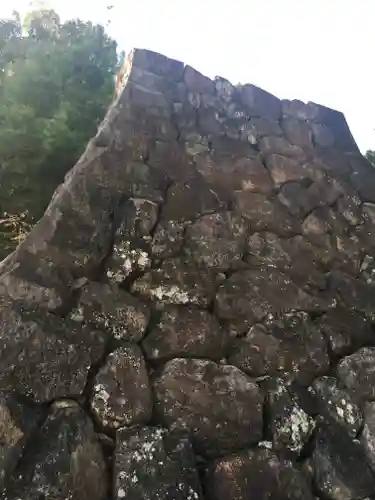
2 0 374 152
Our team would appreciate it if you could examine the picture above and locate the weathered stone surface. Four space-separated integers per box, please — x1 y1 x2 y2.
330 271 375 319
185 212 247 270
337 347 375 401
281 116 313 149
105 197 158 282
260 136 305 158
133 257 216 307
239 83 281 119
114 426 202 500
151 219 185 258
72 281 150 342
350 153 375 203
91 345 152 430
278 176 343 218
266 312 331 385
245 232 326 290
195 154 274 198
154 358 263 456
215 268 332 335
205 447 314 500
265 377 315 454
264 154 308 186
143 306 229 361
0 303 105 402
1 47 375 498
234 192 301 236
281 99 316 120
227 324 281 377
360 401 375 470
0 393 41 488
316 307 373 357
3 401 107 500
162 176 221 221
309 376 363 436
312 424 375 500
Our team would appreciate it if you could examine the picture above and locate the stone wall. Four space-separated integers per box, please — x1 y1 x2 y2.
1 48 375 499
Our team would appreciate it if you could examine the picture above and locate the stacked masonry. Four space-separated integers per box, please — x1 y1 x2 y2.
1 48 375 499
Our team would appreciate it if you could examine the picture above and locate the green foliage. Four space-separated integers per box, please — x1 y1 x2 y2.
0 8 119 259
366 150 375 167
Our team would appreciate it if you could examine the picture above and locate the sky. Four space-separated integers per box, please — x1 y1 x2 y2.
2 0 374 152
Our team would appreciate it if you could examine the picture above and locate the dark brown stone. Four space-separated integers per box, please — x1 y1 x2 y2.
0 393 41 488
227 324 281 377
3 401 107 500
132 257 216 307
72 281 150 342
143 306 229 361
0 303 105 403
234 192 301 236
309 376 363 436
114 426 203 500
360 401 375 470
90 345 152 430
265 377 315 454
205 447 314 500
316 307 374 357
154 358 263 456
162 176 221 222
265 312 331 386
312 424 375 500
264 154 309 185
260 136 305 158
195 154 274 198
215 268 330 336
185 212 247 270
337 347 375 401
151 219 186 258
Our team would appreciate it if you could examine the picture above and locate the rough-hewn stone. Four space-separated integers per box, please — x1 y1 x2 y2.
72 281 150 342
1 47 375 498
312 425 375 500
143 305 229 361
154 358 263 456
205 447 314 500
114 426 203 500
265 377 315 455
309 376 363 436
3 401 107 500
0 303 105 402
90 345 152 430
